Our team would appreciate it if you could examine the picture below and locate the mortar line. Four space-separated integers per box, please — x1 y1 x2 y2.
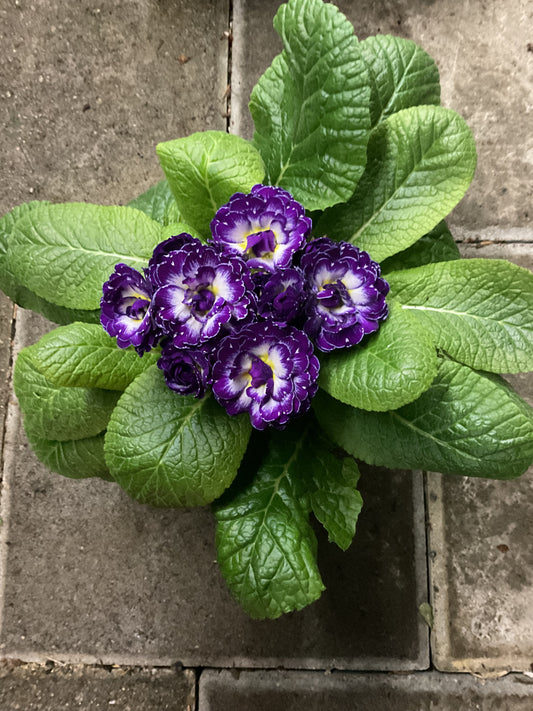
422 472 435 670
0 304 20 643
412 469 432 670
225 0 233 133
194 667 201 711
228 0 245 137
0 303 17 484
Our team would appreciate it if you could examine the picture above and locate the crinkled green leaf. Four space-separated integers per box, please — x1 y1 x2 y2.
157 131 264 238
0 201 99 323
250 0 370 210
15 289 100 325
215 425 325 619
360 34 440 127
128 179 181 225
15 347 120 442
388 259 533 373
104 365 251 507
381 221 460 274
25 429 112 481
6 203 162 310
0 202 50 287
303 429 362 551
314 358 533 480
30 322 158 390
316 105 477 262
319 301 437 411
160 222 206 244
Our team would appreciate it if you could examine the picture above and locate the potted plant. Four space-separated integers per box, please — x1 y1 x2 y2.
1 0 532 619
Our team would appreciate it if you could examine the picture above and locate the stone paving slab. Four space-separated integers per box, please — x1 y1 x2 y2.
0 662 195 711
0 309 428 669
428 247 533 675
0 0 229 212
198 669 533 710
231 0 532 233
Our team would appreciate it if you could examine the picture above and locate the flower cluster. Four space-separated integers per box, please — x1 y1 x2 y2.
101 185 389 429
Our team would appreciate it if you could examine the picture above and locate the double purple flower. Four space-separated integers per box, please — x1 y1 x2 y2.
149 238 255 348
301 238 389 352
101 185 389 430
210 184 312 273
212 322 319 430
101 263 156 355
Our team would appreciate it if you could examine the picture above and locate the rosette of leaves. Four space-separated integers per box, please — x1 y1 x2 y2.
1 0 532 619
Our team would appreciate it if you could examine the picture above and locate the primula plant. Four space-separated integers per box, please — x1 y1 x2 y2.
1 0 533 619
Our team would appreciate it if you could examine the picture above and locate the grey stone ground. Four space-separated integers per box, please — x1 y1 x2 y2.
0 0 532 708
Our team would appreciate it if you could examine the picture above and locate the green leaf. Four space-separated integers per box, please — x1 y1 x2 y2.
381 221 460 274
319 301 437 411
303 430 362 551
250 0 370 210
104 365 251 507
0 201 99 324
30 322 158 390
157 131 264 238
15 347 120 442
160 222 206 244
25 429 112 481
13 286 100 325
360 35 440 127
215 425 325 618
128 179 181 225
315 105 477 262
314 358 533 480
6 203 162 310
388 259 533 373
0 201 50 282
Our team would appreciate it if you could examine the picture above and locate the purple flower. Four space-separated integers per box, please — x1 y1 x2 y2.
150 241 256 348
212 321 319 430
255 267 307 324
157 341 212 398
149 232 201 270
301 238 389 352
101 263 157 354
210 184 311 272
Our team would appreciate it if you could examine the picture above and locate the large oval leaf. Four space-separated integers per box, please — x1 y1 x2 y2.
6 203 162 310
314 358 533 480
215 426 325 619
250 0 370 210
360 35 440 127
105 365 252 507
316 105 477 262
25 429 112 481
128 179 181 226
157 131 264 238
318 301 437 411
388 259 533 373
30 322 158 390
15 347 119 442
0 201 99 323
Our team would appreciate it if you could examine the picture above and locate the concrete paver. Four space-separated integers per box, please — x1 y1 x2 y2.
0 0 229 212
0 311 428 668
231 0 533 234
428 248 533 674
0 662 195 711
198 669 533 710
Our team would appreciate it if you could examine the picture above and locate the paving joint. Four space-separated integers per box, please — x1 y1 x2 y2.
0 303 16 487
225 0 233 131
